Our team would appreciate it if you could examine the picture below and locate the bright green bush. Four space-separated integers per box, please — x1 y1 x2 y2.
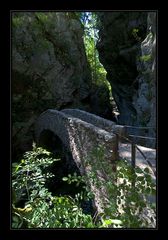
12 144 156 228
12 143 96 228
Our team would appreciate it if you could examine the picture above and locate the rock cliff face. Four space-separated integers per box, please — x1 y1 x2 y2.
97 12 156 145
12 12 93 158
133 13 156 138
12 11 156 158
12 12 91 109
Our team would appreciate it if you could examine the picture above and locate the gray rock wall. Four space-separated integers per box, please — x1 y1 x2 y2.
97 11 148 125
96 11 156 145
12 12 91 108
12 12 92 157
133 12 156 138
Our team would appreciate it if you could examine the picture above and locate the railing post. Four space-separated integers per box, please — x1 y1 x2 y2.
131 143 136 168
131 143 136 187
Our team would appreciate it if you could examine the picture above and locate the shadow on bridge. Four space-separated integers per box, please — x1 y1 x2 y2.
38 129 94 215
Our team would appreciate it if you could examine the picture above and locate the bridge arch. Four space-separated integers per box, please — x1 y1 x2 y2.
38 128 85 199
35 110 72 150
38 128 80 173
35 109 119 213
39 129 63 153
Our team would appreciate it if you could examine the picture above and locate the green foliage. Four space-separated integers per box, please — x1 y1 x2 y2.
84 17 106 84
12 142 59 204
132 28 141 42
34 12 49 23
12 16 23 27
116 159 156 227
26 194 95 228
62 172 85 187
82 12 112 98
85 146 156 228
140 54 152 62
12 143 96 228
12 143 156 228
100 218 122 228
62 171 123 228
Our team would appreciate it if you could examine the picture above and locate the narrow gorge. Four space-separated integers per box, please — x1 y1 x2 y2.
12 12 156 158
11 11 157 229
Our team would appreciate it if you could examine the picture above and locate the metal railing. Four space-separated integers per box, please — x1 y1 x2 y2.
115 125 156 177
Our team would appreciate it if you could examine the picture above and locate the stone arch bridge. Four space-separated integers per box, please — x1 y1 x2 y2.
34 109 153 213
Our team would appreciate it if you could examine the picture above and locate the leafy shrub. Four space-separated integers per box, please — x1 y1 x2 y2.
84 146 156 228
12 144 156 228
12 143 96 228
116 159 156 227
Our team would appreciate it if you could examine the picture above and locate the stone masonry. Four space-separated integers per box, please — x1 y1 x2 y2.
35 109 126 213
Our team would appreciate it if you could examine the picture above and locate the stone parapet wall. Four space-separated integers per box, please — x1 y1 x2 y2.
35 109 120 213
62 108 126 137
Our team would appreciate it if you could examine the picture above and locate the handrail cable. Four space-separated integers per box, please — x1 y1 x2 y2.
117 133 156 177
124 125 155 129
129 135 156 140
